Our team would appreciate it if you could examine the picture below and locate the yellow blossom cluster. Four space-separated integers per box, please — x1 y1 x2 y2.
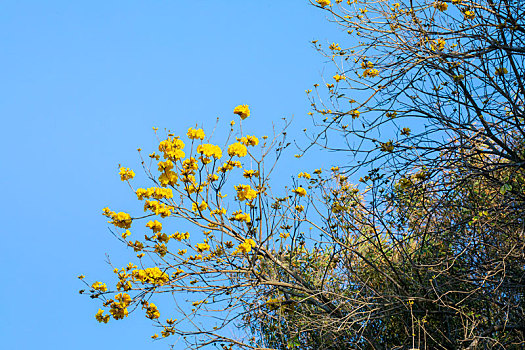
158 137 185 160
144 302 160 319
298 172 311 179
292 187 307 197
210 208 227 216
132 267 169 285
231 210 251 223
243 169 259 178
430 38 446 51
109 293 132 320
316 0 330 7
333 74 346 82
351 110 360 119
192 201 208 212
238 135 259 146
329 43 340 51
280 232 290 239
157 159 174 172
363 68 379 78
464 10 475 19
227 142 248 157
187 127 205 140
195 242 210 252
103 208 133 229
233 104 250 120
235 184 257 201
146 220 162 233
159 169 178 187
182 157 198 171
92 281 108 292
153 232 169 243
119 167 135 181
197 144 223 159
128 240 144 252
171 231 190 241
95 309 110 323
136 187 173 200
233 238 256 254
218 160 242 173
144 200 172 217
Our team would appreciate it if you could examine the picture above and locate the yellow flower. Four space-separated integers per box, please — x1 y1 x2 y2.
231 210 251 223
233 104 250 120
158 170 178 187
119 167 135 181
292 187 307 197
316 0 331 7
121 230 131 239
333 74 346 82
243 169 259 178
228 142 248 157
95 309 110 323
145 303 160 319
234 238 256 254
132 267 169 285
92 281 108 292
187 127 205 140
191 201 208 212
158 138 185 161
102 207 115 217
171 231 190 241
298 172 311 179
238 135 259 146
218 160 242 173
433 1 447 11
210 208 227 216
111 212 132 229
182 157 199 170
351 110 360 119
144 200 172 218
280 232 290 239
431 38 446 51
109 293 132 320
197 144 222 159
157 160 174 173
464 10 475 19
146 220 162 233
195 242 210 252
235 184 258 201
361 61 374 69
363 68 379 78
329 43 341 51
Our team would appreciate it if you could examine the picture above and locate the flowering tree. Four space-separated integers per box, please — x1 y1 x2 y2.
82 0 525 349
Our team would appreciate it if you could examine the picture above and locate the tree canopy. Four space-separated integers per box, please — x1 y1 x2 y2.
82 1 525 349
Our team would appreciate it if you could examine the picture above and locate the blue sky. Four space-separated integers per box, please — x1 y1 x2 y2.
0 1 349 349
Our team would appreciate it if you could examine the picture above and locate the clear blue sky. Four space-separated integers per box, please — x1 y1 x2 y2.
0 1 347 349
